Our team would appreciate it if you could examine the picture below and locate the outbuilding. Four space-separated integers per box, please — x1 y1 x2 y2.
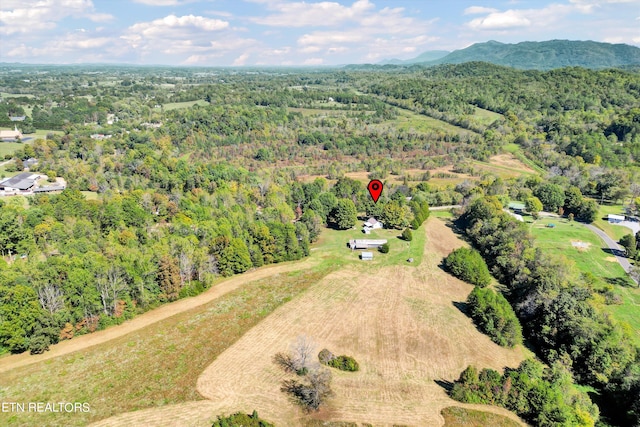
608 214 625 224
348 239 387 250
360 252 373 261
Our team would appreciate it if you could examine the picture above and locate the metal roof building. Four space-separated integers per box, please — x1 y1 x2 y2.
0 172 39 191
348 239 387 250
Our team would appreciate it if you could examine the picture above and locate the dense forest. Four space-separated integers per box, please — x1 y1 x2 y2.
1 62 639 425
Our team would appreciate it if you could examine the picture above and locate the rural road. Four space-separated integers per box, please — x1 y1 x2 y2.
584 224 636 282
0 257 317 374
428 204 461 211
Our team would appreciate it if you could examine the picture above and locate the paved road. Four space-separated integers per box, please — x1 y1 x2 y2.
584 224 635 282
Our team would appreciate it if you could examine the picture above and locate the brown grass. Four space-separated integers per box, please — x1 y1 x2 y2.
442 406 522 427
488 154 535 173
92 219 528 427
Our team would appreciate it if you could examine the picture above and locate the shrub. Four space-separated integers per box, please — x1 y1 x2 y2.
328 355 359 372
28 335 50 355
318 348 336 364
211 410 274 427
467 287 522 347
443 247 491 287
401 228 413 241
379 243 390 253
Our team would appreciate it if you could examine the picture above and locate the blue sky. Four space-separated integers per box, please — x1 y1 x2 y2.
0 0 638 66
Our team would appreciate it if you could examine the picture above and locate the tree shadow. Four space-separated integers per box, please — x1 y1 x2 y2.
434 379 454 392
601 247 626 257
605 276 635 288
452 301 468 315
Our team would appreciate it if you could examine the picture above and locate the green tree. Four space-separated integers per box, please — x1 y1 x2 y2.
620 233 637 259
525 197 543 219
443 247 492 287
328 199 357 230
534 183 565 212
381 201 412 229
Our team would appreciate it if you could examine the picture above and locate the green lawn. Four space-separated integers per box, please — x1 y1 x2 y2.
593 204 631 242
0 142 25 158
530 217 627 280
313 221 426 269
530 217 640 344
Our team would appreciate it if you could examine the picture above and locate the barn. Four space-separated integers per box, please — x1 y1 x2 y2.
348 239 387 250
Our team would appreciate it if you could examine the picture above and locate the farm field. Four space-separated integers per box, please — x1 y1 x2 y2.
163 100 209 110
91 218 529 427
530 217 640 344
296 153 534 190
377 108 477 137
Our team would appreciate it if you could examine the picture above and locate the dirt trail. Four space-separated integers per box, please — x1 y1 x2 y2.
0 258 317 374
91 219 529 427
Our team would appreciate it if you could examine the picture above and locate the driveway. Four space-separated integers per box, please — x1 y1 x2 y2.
583 224 636 283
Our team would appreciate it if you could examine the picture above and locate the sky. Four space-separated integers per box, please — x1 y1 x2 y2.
0 0 638 66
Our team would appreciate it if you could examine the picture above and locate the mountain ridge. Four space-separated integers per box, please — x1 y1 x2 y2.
373 40 640 70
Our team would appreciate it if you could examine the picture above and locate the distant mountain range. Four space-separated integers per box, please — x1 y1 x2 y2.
374 40 640 70
378 50 450 65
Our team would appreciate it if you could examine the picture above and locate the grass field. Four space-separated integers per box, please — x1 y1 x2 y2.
380 108 477 137
442 406 521 427
0 268 332 426
163 100 209 111
0 142 25 158
530 217 627 282
91 219 528 426
0 219 528 427
530 216 640 344
472 107 503 125
80 191 100 201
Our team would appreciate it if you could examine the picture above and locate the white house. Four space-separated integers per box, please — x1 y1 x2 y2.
363 217 383 231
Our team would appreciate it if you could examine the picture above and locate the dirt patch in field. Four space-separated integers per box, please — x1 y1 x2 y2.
605 256 618 262
489 154 535 172
571 240 591 251
92 219 527 427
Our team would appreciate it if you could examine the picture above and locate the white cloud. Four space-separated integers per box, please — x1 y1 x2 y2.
132 0 196 5
304 57 324 65
232 53 250 66
252 0 375 27
465 4 581 31
467 9 532 29
0 0 113 34
463 6 499 15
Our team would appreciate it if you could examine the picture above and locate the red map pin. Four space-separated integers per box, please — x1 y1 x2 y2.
367 179 383 203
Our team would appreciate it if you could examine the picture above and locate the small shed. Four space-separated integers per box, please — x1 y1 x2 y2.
608 214 625 224
361 252 373 261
